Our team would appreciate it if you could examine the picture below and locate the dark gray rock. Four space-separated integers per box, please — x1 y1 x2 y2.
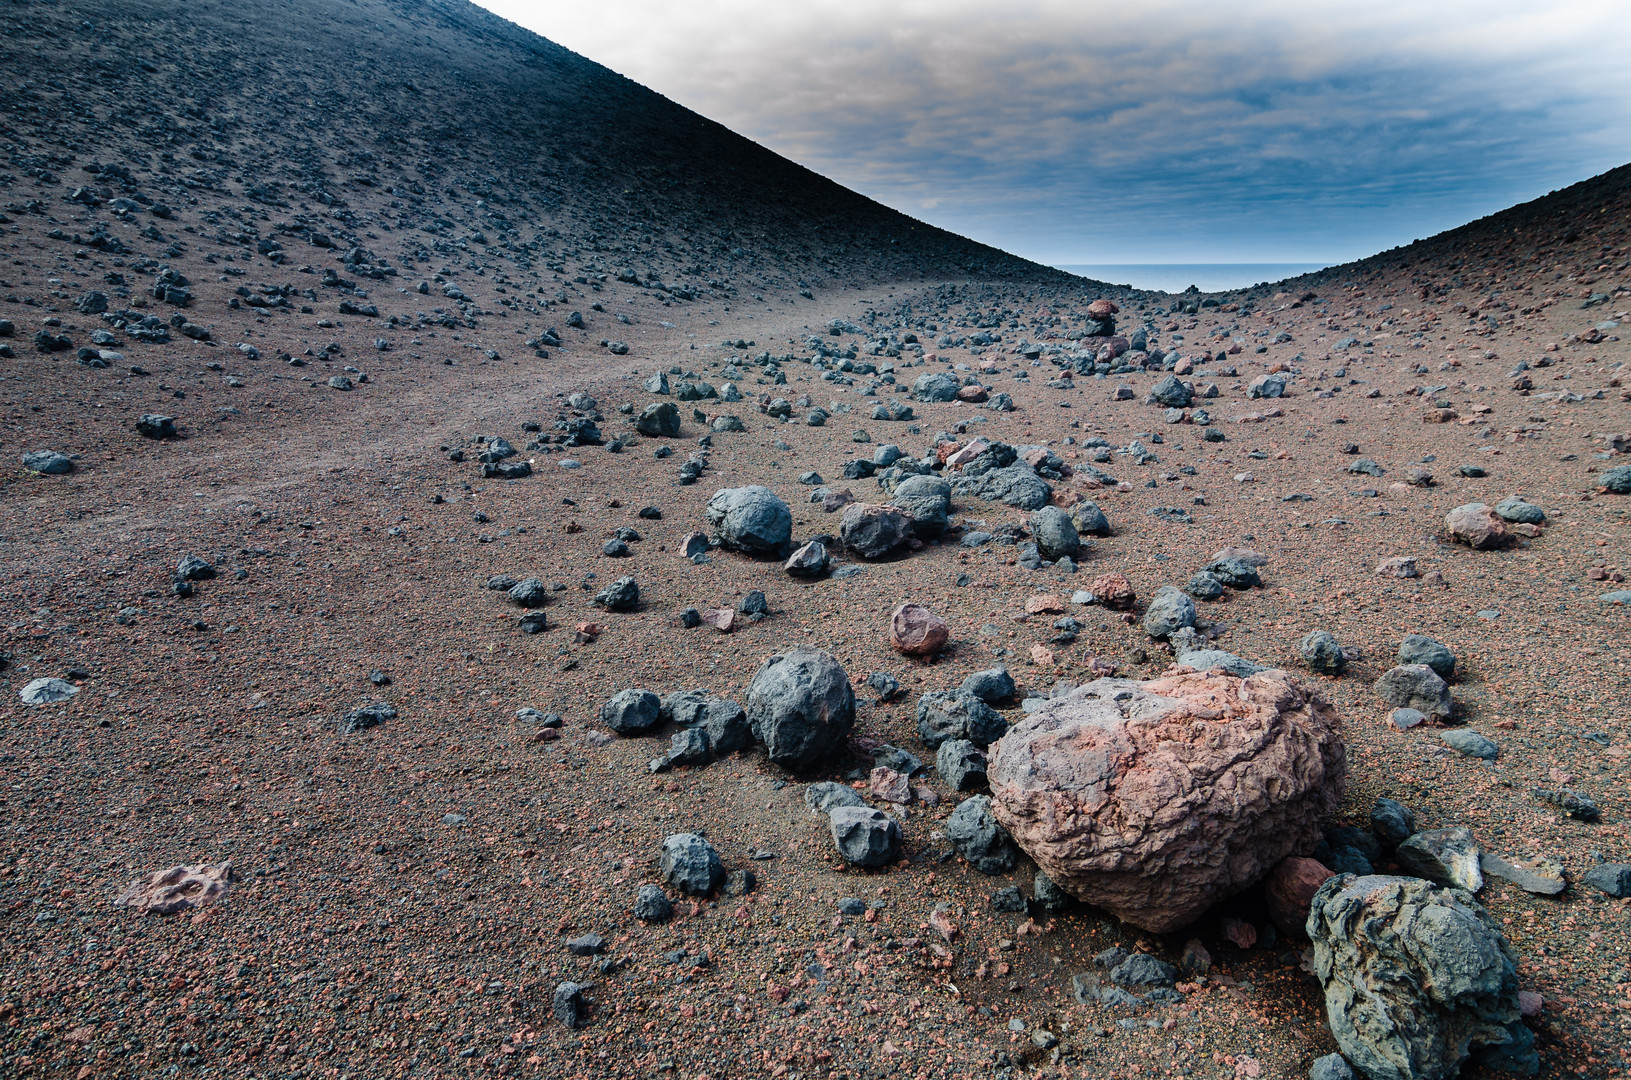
991 886 1027 912
338 701 396 735
1150 375 1192 408
1205 557 1261 589
1310 1053 1355 1080
737 590 768 616
1034 872 1070 913
21 450 72 475
1142 585 1196 639
953 464 1052 510
1374 664 1452 719
635 401 681 437
135 414 177 439
1301 630 1346 675
176 553 215 581
1369 798 1416 849
1308 874 1536 1080
889 474 952 536
745 648 856 770
706 486 793 555
661 833 724 895
784 540 829 577
1396 827 1483 892
508 577 549 607
593 576 639 611
634 884 673 922
1030 505 1079 559
829 806 902 867
600 689 661 734
1110 953 1177 988
945 795 1019 874
936 738 988 791
552 982 586 1028
1185 570 1224 600
667 727 711 766
960 667 1016 705
839 503 913 558
565 933 605 956
867 671 903 701
913 371 961 402
805 781 866 815
1493 496 1544 525
1397 635 1455 678
1070 501 1111 536
916 690 1007 749
1582 863 1631 898
1601 464 1631 494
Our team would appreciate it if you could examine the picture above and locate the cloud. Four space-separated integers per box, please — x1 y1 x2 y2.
475 0 1631 262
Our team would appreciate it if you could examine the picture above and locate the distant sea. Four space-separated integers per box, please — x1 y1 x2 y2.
1055 263 1332 294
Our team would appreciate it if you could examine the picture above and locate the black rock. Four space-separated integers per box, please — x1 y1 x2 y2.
660 833 724 895
339 701 396 735
936 738 988 792
600 689 661 734
917 690 1007 749
634 884 674 922
552 981 586 1028
945 795 1019 874
745 648 856 771
593 576 639 611
135 414 177 439
1369 798 1417 849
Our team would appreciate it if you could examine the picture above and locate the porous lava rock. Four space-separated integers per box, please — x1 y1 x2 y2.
1308 874 1538 1080
988 669 1345 932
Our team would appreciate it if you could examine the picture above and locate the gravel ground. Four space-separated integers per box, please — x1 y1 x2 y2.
1 2 1629 1078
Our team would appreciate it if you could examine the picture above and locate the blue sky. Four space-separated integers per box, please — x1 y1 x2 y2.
475 0 1631 265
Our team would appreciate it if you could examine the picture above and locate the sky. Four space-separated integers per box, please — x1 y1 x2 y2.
474 0 1631 266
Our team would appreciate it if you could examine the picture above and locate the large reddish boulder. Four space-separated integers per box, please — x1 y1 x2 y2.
988 669 1345 933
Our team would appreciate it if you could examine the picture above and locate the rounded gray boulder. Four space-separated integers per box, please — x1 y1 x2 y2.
829 806 902 867
1142 585 1196 640
1301 630 1346 675
745 648 856 770
706 486 792 555
1030 505 1080 559
660 833 724 896
1397 634 1455 678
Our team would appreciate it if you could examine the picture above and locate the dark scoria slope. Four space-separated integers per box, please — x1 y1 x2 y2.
1 0 1057 290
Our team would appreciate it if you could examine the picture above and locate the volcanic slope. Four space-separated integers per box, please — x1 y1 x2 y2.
2 1 1631 1079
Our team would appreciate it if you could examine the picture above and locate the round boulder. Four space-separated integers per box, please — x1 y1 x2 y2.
706 486 793 555
829 806 902 867
1397 634 1455 678
889 603 948 656
1030 505 1079 559
660 833 724 896
745 648 856 771
988 670 1346 933
1301 630 1346 675
1070 500 1111 537
1141 585 1196 639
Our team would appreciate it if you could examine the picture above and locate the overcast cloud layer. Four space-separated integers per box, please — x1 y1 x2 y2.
476 0 1631 265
